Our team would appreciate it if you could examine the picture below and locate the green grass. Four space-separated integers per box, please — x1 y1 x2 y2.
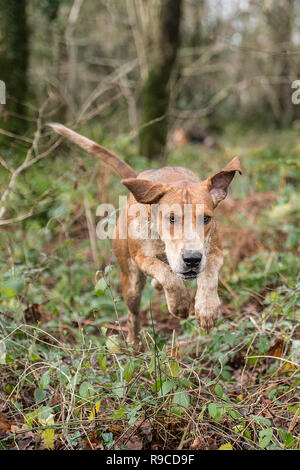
0 128 299 450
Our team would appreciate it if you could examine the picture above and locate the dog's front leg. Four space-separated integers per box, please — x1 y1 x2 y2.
194 251 223 332
134 255 190 319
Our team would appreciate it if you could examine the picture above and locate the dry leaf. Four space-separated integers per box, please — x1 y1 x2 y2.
89 400 101 421
190 437 203 450
24 303 42 323
219 442 233 450
126 434 143 450
0 412 14 431
268 337 284 358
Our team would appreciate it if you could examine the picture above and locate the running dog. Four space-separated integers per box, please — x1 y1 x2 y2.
50 124 242 347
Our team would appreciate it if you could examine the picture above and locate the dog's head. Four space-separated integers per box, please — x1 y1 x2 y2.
122 157 242 280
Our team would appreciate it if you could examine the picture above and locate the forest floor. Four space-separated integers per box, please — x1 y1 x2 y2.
0 128 299 450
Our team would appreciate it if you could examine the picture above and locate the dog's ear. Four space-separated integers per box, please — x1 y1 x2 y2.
122 178 168 204
204 156 242 207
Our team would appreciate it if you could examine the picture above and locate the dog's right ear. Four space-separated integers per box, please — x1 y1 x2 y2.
122 178 168 204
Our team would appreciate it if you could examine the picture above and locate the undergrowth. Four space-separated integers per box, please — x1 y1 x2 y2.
0 128 299 450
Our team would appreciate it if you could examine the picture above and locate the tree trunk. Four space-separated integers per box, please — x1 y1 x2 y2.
265 0 295 128
0 0 29 122
139 0 183 160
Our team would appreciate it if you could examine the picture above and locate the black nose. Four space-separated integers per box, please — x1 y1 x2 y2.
182 251 202 268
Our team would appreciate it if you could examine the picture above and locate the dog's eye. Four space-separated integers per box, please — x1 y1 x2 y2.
203 215 211 225
169 214 175 224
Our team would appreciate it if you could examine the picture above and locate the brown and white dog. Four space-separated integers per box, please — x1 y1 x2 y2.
50 124 242 347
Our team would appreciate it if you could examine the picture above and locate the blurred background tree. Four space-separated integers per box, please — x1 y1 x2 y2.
0 0 29 130
139 0 183 160
0 0 300 154
265 0 295 127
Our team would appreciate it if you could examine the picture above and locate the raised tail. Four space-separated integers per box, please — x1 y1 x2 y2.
49 123 137 179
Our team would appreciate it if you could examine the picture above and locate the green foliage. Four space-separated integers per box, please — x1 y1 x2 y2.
0 131 299 450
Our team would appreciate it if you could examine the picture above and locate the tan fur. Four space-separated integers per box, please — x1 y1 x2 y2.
50 124 242 347
48 123 137 179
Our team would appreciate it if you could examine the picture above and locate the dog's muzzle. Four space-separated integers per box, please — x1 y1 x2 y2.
178 251 203 280
182 251 202 268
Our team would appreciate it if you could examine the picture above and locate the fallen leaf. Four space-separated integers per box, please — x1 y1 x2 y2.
106 335 122 354
282 359 297 373
126 434 143 450
190 437 203 450
0 340 6 364
219 442 233 450
10 424 34 438
24 304 42 324
0 412 14 431
268 338 284 358
41 428 55 450
136 418 152 443
38 410 55 450
89 400 101 421
288 406 300 433
109 424 123 433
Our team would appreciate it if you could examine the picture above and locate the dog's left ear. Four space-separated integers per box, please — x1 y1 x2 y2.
204 156 242 207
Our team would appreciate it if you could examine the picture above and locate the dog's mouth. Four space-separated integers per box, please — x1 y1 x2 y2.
177 269 201 280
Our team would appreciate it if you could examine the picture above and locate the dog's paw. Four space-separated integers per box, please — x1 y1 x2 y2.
171 302 190 319
165 289 190 319
195 299 220 333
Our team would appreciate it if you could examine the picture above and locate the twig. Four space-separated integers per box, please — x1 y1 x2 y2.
219 276 239 303
246 355 299 367
76 59 138 123
0 98 50 220
83 193 98 265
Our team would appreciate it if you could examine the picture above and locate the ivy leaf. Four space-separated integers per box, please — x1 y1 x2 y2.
113 407 126 420
214 384 223 398
208 402 224 421
95 277 108 296
161 380 174 396
259 428 273 449
34 388 46 403
252 415 271 427
40 370 51 390
172 389 190 409
278 428 295 449
56 365 70 385
124 360 135 382
97 354 107 373
79 381 95 398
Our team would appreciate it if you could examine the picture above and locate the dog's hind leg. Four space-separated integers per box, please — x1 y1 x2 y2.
114 235 146 347
120 260 146 347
